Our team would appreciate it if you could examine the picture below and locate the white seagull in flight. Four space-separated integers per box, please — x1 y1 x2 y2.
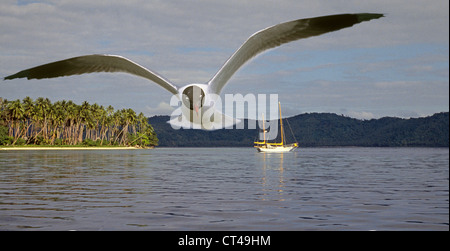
4 13 383 130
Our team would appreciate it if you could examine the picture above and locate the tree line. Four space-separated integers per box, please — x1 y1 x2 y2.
149 112 449 147
0 97 158 147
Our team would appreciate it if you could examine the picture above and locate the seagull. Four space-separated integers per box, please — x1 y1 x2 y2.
4 13 383 130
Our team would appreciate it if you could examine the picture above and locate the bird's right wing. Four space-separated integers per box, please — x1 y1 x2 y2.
207 13 384 95
4 54 179 95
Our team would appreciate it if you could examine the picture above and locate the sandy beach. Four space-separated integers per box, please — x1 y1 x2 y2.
0 146 144 151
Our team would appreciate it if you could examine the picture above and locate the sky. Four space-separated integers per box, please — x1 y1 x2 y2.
0 0 448 120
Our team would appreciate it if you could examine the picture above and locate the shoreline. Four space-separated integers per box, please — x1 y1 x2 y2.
0 146 148 151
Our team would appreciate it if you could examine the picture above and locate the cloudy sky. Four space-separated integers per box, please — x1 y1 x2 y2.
1 0 448 120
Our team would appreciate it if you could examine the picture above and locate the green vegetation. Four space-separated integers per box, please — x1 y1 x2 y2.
3 96 445 149
0 97 158 148
149 112 449 147
287 112 449 147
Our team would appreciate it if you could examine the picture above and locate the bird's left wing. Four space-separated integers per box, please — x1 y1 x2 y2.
208 13 383 95
4 54 179 95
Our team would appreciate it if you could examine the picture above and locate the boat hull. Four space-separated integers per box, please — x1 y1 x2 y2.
256 145 297 153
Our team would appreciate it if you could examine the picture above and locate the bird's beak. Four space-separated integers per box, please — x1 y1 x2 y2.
194 104 199 116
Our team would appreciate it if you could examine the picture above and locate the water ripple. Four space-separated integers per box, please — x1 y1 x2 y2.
0 147 448 230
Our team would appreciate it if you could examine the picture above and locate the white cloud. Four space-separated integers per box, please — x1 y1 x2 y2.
345 111 376 120
145 101 174 116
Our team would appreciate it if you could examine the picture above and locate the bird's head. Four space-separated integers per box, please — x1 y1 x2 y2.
181 84 206 116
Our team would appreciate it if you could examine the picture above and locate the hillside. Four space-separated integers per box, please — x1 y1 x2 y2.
149 112 449 147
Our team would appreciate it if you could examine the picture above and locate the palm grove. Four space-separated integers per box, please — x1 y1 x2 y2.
0 97 158 147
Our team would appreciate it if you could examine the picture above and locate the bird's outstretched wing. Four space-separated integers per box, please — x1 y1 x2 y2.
208 13 383 95
4 54 179 94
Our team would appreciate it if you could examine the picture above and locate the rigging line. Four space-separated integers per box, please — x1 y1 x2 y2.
285 118 298 143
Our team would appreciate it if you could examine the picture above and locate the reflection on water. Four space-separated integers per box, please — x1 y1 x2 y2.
0 148 448 230
259 152 286 202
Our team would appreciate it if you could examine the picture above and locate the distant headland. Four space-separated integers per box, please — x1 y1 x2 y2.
149 112 449 147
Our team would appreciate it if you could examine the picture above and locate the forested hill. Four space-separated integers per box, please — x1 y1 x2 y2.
149 112 449 147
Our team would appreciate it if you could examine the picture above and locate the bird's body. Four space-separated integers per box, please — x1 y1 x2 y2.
4 13 383 130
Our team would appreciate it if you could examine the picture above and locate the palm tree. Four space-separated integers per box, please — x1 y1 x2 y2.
22 96 34 142
96 104 108 145
137 112 147 133
89 103 103 141
64 100 77 145
8 99 25 144
0 96 157 147
127 108 137 135
99 105 113 145
75 101 90 145
111 109 122 145
0 99 10 130
50 101 67 144
34 97 51 143
115 109 128 145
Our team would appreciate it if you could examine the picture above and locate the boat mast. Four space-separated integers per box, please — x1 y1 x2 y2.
279 102 285 146
262 113 266 144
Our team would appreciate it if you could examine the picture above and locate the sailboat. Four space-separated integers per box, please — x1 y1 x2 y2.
254 102 298 153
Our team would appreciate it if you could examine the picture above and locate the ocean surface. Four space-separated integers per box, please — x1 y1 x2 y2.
0 147 448 231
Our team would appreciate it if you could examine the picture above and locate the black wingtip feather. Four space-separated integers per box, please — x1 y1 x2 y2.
4 70 29 80
357 13 385 22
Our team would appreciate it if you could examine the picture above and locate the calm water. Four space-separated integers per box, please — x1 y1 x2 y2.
0 147 448 231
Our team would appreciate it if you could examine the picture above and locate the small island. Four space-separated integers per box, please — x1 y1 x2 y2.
0 97 158 149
